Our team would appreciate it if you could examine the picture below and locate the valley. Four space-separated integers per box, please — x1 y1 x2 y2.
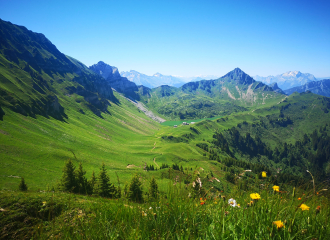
0 18 330 239
1 18 329 192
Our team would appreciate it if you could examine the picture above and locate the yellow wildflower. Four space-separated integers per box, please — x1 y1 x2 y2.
299 204 310 211
273 220 285 229
250 193 261 200
262 171 267 178
272 185 280 192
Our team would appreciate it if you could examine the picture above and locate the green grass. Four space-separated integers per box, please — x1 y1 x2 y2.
1 175 329 239
161 115 224 126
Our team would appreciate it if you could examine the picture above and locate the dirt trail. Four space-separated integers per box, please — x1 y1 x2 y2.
153 157 160 168
151 142 157 152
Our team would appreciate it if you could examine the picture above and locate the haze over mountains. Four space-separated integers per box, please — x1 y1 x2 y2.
120 68 324 94
120 70 186 88
120 70 219 89
284 79 330 97
254 71 317 90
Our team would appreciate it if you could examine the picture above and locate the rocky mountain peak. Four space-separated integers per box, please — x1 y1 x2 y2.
222 68 254 85
224 68 247 78
269 82 285 94
90 61 139 99
89 61 121 80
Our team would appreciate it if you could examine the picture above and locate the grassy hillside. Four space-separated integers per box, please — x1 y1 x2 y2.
0 91 162 190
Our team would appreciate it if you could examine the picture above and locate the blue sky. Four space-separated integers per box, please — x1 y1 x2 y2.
1 0 330 77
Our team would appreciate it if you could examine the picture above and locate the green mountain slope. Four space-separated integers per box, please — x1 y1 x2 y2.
0 19 160 189
157 91 330 182
0 19 115 120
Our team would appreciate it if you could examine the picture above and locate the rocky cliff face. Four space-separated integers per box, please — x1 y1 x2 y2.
89 61 139 100
269 82 286 95
89 61 121 80
284 79 330 97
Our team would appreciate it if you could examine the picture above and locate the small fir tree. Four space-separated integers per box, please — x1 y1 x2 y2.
128 174 144 203
75 163 88 194
95 163 116 198
59 159 76 192
148 176 158 200
19 177 28 191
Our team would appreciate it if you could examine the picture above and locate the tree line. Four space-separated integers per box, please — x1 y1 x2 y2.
57 159 159 202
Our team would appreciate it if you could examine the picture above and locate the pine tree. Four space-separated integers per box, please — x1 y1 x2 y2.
19 177 28 191
148 176 158 200
95 163 116 198
58 159 76 192
75 163 88 194
87 171 96 195
128 174 143 203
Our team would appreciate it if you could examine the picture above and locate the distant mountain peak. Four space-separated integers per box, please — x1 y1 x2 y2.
153 72 163 77
282 71 301 77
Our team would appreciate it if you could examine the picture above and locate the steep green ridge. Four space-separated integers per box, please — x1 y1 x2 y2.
139 68 285 121
0 19 115 120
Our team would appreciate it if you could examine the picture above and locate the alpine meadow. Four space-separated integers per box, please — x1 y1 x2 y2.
1 6 330 240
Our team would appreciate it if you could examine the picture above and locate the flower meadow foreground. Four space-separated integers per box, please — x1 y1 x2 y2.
2 180 329 239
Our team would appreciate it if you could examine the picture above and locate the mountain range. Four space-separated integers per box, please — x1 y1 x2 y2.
120 70 219 89
136 68 284 120
254 71 317 90
284 79 330 97
120 70 186 88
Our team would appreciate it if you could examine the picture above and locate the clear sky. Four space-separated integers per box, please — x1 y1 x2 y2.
1 0 330 77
